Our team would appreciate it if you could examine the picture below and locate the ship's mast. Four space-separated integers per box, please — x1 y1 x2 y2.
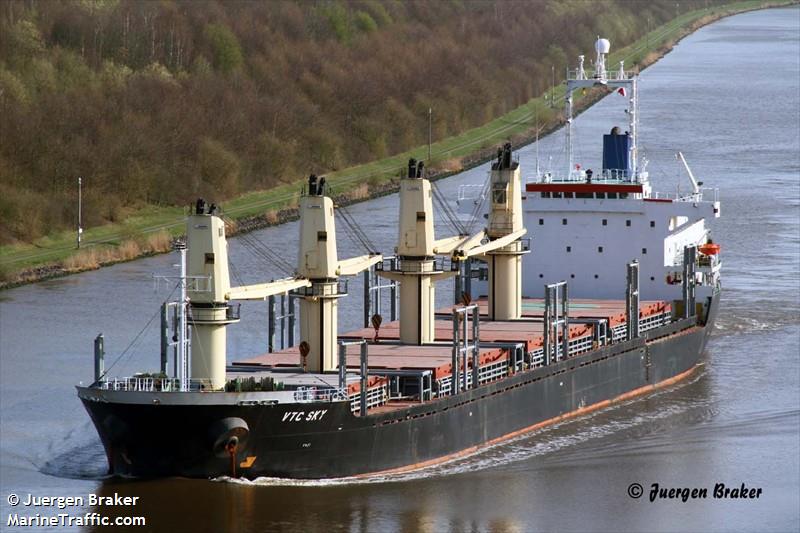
177 241 189 391
565 38 640 182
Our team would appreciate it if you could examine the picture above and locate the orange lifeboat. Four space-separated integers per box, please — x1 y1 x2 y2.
699 243 721 256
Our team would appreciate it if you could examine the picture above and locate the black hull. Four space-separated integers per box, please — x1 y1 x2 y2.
80 294 719 480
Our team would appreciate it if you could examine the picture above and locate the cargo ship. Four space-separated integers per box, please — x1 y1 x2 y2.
77 39 721 480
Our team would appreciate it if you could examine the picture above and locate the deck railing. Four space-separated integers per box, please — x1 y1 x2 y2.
294 386 348 402
98 377 213 392
349 384 388 414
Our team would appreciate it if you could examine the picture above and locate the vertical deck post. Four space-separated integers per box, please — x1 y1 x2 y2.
471 305 479 389
288 296 295 347
171 304 179 377
160 303 169 374
462 305 469 391
363 268 371 328
544 285 551 365
561 283 569 359
626 261 640 339
94 333 104 384
338 342 347 391
267 295 276 353
452 311 460 395
279 294 286 350
682 246 696 319
464 258 473 300
626 263 632 339
389 258 398 322
177 244 189 392
454 261 463 304
359 343 368 417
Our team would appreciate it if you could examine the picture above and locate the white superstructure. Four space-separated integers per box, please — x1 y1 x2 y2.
457 38 721 305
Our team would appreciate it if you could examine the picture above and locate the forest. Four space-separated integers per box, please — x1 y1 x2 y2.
0 0 725 244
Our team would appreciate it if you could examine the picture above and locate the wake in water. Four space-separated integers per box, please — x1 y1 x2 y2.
713 307 800 335
215 368 712 487
38 421 109 480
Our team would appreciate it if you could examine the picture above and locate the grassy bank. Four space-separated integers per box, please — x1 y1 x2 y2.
0 0 790 289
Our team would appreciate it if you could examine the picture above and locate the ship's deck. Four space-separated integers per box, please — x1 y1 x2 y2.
232 297 672 413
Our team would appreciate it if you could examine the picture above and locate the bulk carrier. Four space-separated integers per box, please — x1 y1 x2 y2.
77 39 722 480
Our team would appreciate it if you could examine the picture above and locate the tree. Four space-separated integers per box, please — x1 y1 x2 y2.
204 23 242 74
198 138 240 199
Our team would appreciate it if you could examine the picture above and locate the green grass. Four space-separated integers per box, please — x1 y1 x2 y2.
0 0 784 279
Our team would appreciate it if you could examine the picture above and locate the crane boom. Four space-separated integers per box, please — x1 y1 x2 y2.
453 229 527 260
226 278 311 301
338 254 383 277
676 151 700 194
433 233 481 255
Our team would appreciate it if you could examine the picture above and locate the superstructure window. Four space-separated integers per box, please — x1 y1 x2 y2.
650 220 655 228
576 192 592 199
566 246 571 252
539 274 544 278
626 220 631 227
570 274 575 279
564 192 574 198
541 192 551 198
562 218 568 225
539 218 544 225
602 219 608 226
596 193 606 199
607 192 618 199
552 192 562 198
598 246 603 253
642 248 648 254
619 193 629 199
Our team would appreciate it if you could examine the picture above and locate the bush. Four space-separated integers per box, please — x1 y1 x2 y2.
204 23 243 74
354 11 378 34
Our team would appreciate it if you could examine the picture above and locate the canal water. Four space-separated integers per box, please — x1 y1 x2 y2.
1 7 798 532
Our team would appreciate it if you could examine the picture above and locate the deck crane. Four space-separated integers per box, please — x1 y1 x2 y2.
377 159 466 344
185 176 381 389
451 143 529 320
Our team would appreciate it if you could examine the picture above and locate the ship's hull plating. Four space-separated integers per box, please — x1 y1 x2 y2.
79 293 719 479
